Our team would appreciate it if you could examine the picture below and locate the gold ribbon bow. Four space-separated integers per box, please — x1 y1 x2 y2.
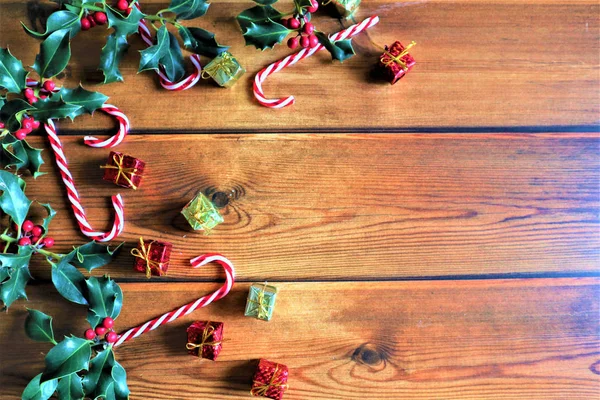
248 283 273 320
100 153 141 190
380 41 416 71
251 363 289 397
202 53 239 80
186 323 222 357
130 237 166 279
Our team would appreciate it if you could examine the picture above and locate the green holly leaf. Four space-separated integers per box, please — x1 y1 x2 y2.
22 10 81 40
59 86 108 118
1 134 45 178
139 25 185 82
294 0 314 9
178 26 229 58
51 259 88 305
68 241 123 273
237 5 285 28
106 5 145 37
252 0 278 4
0 48 28 94
25 308 56 343
111 360 130 399
82 347 113 395
0 266 9 282
315 32 355 62
40 203 56 234
28 96 83 121
241 20 291 50
168 0 210 20
85 276 123 328
99 33 129 84
57 373 84 400
0 170 32 227
33 28 71 78
0 98 33 132
41 336 91 382
22 374 58 400
0 247 33 308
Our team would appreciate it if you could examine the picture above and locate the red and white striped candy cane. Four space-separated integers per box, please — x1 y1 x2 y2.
254 15 380 108
114 254 235 347
44 119 125 242
83 104 130 148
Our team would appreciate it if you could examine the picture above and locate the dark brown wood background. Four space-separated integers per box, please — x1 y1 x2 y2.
0 0 599 399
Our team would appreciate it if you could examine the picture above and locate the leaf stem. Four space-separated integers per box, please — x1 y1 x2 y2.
36 247 63 261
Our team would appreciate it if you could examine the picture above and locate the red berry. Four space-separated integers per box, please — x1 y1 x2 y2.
43 80 56 92
280 18 289 28
106 331 118 343
21 119 33 131
31 236 40 244
39 94 48 100
303 22 314 35
24 88 34 98
31 120 40 130
81 17 91 30
88 15 96 27
22 220 34 232
116 0 129 11
288 18 300 29
300 35 310 48
94 12 107 25
125 8 131 15
31 225 43 237
287 37 299 49
95 326 107 336
307 0 318 13
27 96 38 104
0 122 4 129
18 237 31 246
15 130 27 140
309 34 319 48
85 329 96 340
102 317 115 329
42 237 55 248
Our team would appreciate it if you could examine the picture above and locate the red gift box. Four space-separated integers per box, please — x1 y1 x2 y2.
379 41 416 85
186 321 223 361
251 359 289 400
131 237 172 278
101 151 145 189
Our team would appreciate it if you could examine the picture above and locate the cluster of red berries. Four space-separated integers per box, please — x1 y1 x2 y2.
84 317 118 344
282 0 320 49
80 11 107 30
17 220 55 248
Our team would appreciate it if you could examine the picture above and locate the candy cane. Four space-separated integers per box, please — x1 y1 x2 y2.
83 104 130 148
254 15 380 108
44 119 125 242
114 254 235 346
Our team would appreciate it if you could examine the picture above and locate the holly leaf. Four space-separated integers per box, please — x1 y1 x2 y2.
178 26 229 58
1 134 45 178
241 20 291 50
28 96 83 121
57 373 84 400
25 308 55 343
99 33 129 84
0 98 33 132
33 28 71 78
168 0 210 20
41 336 91 382
315 32 355 62
294 0 314 9
59 86 108 117
68 241 123 272
22 374 58 400
40 202 56 233
237 5 284 29
51 259 88 305
253 0 278 4
111 360 130 399
0 170 32 227
106 5 145 37
82 347 114 395
0 247 33 308
85 276 123 328
0 266 8 282
22 10 81 40
0 47 28 94
138 25 185 82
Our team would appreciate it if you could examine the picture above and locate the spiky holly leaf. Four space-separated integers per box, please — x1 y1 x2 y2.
315 32 355 62
40 202 56 234
253 0 278 4
0 98 33 132
33 28 71 78
294 0 314 9
179 26 229 58
99 34 129 83
25 308 56 344
111 360 130 399
82 347 113 394
85 276 123 328
106 5 145 37
83 348 129 400
22 10 81 40
237 5 285 31
0 247 33 308
241 20 291 50
28 96 83 121
51 259 88 305
22 373 58 400
69 241 123 272
1 134 45 178
0 266 8 282
41 336 91 382
0 48 28 94
57 373 84 400
139 25 185 83
0 170 32 227
59 86 108 118
168 0 210 20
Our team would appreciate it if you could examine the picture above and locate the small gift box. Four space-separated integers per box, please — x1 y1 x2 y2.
245 283 278 321
186 321 223 361
329 0 361 17
202 52 245 88
101 151 145 189
378 41 416 85
181 192 224 233
130 237 172 278
251 359 289 400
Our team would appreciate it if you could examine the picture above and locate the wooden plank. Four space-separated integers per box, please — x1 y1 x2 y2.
1 0 598 131
17 133 600 280
0 279 598 399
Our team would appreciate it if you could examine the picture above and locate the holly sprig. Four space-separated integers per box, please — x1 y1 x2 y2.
237 0 355 61
22 0 230 84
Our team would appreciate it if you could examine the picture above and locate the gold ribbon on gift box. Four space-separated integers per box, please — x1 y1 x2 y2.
251 363 289 397
100 153 141 190
379 41 416 71
130 237 166 279
186 323 222 357
248 283 273 320
201 53 239 80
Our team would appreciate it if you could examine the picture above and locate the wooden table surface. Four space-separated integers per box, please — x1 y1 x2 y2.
1 0 599 399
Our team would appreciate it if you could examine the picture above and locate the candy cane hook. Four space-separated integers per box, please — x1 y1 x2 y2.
254 15 380 108
114 254 235 346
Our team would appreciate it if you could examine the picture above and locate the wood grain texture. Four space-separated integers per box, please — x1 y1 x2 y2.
1 0 599 131
16 133 600 281
0 279 598 399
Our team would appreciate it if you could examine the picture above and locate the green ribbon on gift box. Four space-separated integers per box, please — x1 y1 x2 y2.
202 52 239 80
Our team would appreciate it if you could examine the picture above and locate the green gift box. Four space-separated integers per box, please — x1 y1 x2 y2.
330 0 361 17
203 52 245 88
181 192 224 233
245 283 278 321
